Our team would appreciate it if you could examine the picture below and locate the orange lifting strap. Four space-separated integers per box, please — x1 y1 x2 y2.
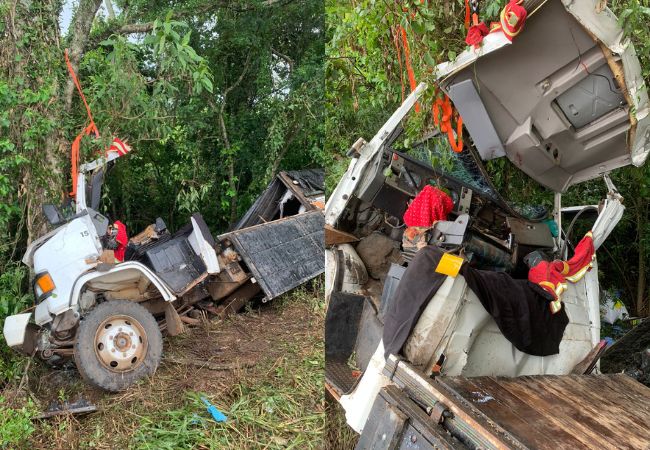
65 49 100 199
393 5 464 152
433 95 464 153
398 25 420 113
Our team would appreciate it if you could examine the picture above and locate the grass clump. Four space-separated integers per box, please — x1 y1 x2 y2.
134 347 324 449
0 396 36 447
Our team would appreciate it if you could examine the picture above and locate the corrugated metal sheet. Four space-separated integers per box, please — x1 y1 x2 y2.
221 210 324 300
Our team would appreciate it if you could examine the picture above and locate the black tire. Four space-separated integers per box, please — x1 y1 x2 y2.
74 300 163 392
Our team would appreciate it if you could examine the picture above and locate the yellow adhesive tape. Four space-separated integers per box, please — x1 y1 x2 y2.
435 253 464 278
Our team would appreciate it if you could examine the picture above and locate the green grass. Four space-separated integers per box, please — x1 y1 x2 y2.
132 340 325 449
5 285 326 449
0 395 37 448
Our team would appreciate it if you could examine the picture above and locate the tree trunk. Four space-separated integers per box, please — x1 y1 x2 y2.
638 250 646 316
104 0 116 20
64 0 103 112
1 0 67 243
216 54 251 226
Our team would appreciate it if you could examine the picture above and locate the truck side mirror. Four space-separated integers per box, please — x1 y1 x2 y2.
42 204 64 226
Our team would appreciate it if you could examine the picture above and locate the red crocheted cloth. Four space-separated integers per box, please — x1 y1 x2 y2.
403 185 454 228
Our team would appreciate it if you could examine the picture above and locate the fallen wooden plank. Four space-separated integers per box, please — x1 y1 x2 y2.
325 224 359 246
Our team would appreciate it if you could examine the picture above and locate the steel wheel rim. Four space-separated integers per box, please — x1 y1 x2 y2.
94 314 148 372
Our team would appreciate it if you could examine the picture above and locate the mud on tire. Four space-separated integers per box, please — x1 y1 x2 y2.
74 300 163 392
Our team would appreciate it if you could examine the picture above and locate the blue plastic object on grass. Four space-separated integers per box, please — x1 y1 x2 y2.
201 396 228 423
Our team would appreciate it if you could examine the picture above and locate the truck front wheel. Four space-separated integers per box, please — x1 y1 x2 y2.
74 300 163 392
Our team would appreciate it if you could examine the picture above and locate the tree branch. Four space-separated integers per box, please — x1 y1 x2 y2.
64 0 104 112
271 47 294 72
217 53 252 225
115 22 154 35
104 0 116 20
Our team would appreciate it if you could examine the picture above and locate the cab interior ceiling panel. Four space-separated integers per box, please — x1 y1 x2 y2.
436 0 650 192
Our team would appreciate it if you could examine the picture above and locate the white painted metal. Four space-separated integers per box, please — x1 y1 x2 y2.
561 0 650 168
75 172 88 213
326 244 369 302
325 249 336 302
34 301 51 325
325 83 427 226
189 217 220 274
69 262 176 310
2 313 32 348
32 215 103 320
435 0 649 188
76 151 129 213
592 177 625 250
339 340 389 434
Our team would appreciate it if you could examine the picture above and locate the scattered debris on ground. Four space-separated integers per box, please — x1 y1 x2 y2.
36 398 97 420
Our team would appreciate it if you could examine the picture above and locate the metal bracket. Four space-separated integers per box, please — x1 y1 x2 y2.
457 187 473 214
430 401 451 424
603 173 622 199
431 214 470 248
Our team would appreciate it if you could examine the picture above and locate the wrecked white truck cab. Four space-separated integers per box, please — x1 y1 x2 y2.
325 0 649 445
4 149 325 392
3 149 222 391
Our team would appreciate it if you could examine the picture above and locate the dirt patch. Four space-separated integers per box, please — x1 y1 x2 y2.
12 288 324 449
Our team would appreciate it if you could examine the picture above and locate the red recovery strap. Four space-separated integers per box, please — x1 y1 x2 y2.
65 49 100 199
393 4 464 151
493 0 527 41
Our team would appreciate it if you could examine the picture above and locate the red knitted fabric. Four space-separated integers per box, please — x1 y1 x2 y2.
564 232 595 280
403 185 454 228
492 0 527 42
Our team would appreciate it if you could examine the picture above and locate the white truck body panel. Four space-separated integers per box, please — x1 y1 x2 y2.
3 313 32 348
32 214 102 320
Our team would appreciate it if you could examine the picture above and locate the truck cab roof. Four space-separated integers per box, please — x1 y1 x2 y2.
436 0 649 192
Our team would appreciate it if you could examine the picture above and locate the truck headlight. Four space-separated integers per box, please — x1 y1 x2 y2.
34 272 55 301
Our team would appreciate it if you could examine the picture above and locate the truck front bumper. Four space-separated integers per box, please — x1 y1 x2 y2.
3 313 33 352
